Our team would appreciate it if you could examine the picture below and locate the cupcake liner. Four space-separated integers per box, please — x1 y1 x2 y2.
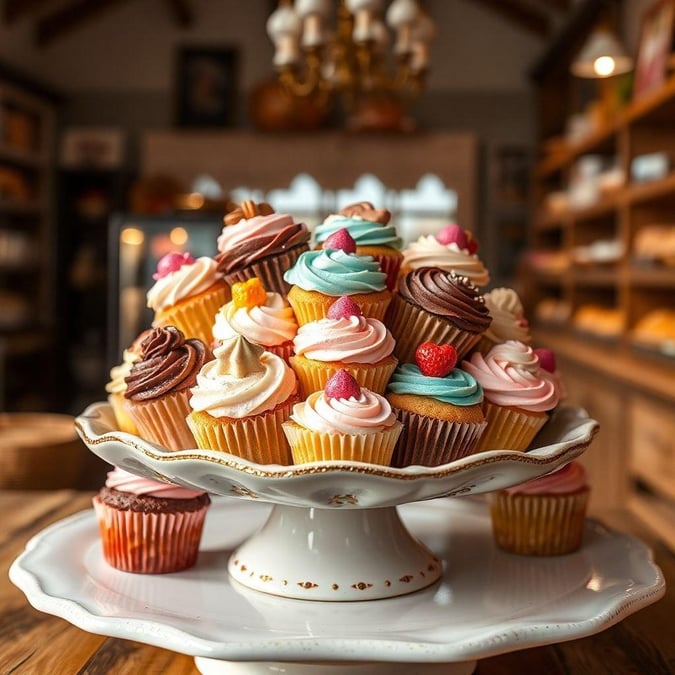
287 287 391 325
289 354 398 397
390 407 487 467
93 496 209 573
108 392 138 434
282 421 402 465
186 395 298 465
265 340 295 365
489 488 590 555
125 389 196 451
385 294 482 364
475 402 548 452
473 334 500 356
223 243 310 296
154 282 229 345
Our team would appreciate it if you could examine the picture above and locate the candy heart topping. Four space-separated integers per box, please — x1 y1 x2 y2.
436 224 468 249
153 252 195 280
324 228 357 254
415 342 458 378
327 295 362 320
325 369 361 400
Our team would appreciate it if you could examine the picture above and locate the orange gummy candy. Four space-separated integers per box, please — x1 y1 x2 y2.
232 277 267 310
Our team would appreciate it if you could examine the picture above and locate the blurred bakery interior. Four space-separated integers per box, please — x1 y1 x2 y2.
0 0 673 536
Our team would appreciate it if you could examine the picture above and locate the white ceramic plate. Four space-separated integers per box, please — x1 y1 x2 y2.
10 497 665 669
75 402 599 508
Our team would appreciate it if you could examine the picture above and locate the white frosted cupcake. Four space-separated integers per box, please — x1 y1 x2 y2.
476 287 531 354
282 370 402 465
213 277 297 362
290 295 397 397
462 341 560 452
401 224 490 287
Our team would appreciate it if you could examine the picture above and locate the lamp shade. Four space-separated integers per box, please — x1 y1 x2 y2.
571 28 633 78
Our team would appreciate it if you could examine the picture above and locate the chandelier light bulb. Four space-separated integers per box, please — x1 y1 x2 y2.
385 0 419 28
267 5 303 67
593 55 616 77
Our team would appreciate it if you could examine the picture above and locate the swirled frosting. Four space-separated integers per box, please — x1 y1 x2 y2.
124 326 210 401
462 340 559 412
402 235 490 286
314 214 402 249
215 213 310 273
213 292 297 347
290 388 397 435
483 288 531 345
283 249 387 295
147 256 221 312
189 334 297 418
293 315 395 363
387 363 483 406
398 268 492 333
105 467 205 499
106 330 153 394
506 461 587 496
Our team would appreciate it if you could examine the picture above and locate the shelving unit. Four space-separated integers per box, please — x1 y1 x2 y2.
527 74 675 543
0 74 58 410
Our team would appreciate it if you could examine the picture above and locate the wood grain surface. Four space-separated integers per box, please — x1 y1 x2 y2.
1 490 673 675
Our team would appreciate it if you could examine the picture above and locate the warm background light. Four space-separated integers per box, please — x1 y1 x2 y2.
593 55 616 78
120 227 144 246
169 227 189 246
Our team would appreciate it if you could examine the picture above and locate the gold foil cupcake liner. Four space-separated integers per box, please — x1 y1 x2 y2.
489 488 590 556
93 497 209 573
475 403 548 452
125 389 196 451
186 399 297 465
289 355 398 397
108 392 138 434
154 283 229 345
390 408 487 467
385 294 482 365
282 421 401 465
223 244 310 297
287 287 392 325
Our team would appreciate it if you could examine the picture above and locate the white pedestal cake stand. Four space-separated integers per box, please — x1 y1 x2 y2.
8 402 665 673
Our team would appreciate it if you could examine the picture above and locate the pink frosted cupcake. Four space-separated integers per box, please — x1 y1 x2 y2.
212 277 297 363
215 205 310 295
462 340 560 452
290 295 397 397
93 468 210 573
401 224 490 287
282 370 402 465
147 252 229 345
489 461 590 556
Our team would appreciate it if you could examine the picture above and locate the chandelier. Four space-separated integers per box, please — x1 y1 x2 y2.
266 0 435 113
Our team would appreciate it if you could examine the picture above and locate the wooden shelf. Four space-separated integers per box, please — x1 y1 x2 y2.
0 142 46 168
629 266 675 287
0 199 43 215
627 172 675 205
570 266 618 286
628 492 675 555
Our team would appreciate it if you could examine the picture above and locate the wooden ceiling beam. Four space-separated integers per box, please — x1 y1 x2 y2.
3 0 62 25
164 0 194 28
35 0 133 46
471 0 551 37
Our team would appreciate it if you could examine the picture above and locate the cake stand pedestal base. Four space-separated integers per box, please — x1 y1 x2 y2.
227 504 442 601
194 658 477 675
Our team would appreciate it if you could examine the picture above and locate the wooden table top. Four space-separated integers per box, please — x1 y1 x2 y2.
1 490 673 675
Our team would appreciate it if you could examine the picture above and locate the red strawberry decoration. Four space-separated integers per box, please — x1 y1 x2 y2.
327 295 362 320
153 251 195 280
415 342 458 378
325 369 362 400
464 230 479 254
324 228 357 254
534 348 556 373
436 224 468 249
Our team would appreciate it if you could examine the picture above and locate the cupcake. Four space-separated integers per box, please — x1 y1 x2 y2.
476 287 531 354
401 224 490 287
386 267 492 365
282 369 402 465
283 228 391 324
462 340 560 452
105 329 152 434
93 467 210 573
212 277 297 363
534 347 567 402
290 295 397 397
489 461 590 555
147 251 229 345
386 341 486 467
187 334 299 465
124 326 211 451
215 201 310 295
313 201 403 291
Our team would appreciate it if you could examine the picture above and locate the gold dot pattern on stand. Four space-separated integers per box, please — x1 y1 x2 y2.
399 575 414 583
328 494 358 505
260 575 273 582
332 584 339 590
230 485 259 499
384 580 391 587
298 581 318 589
351 582 373 590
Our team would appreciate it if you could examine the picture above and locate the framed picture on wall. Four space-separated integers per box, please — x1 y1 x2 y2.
174 46 238 127
633 0 675 99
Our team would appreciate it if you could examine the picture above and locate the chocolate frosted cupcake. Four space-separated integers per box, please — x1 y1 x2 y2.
93 467 210 574
386 267 492 365
313 201 403 291
216 201 310 295
124 326 211 450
